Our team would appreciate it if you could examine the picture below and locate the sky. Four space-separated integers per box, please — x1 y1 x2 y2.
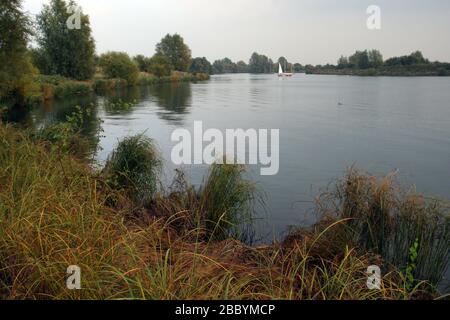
23 0 450 65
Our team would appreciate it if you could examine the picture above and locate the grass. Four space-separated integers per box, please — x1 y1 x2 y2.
0 123 447 300
103 134 162 207
315 169 450 289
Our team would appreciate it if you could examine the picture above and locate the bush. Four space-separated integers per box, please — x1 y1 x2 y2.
99 52 139 85
148 54 173 78
104 134 162 206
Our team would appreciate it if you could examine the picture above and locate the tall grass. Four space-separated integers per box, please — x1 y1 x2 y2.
198 163 262 242
103 134 162 207
0 125 445 300
319 169 450 288
151 163 262 243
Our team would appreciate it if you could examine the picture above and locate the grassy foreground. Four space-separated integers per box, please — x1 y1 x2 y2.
0 123 448 300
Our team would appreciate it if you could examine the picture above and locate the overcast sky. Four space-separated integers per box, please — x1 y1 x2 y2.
23 0 450 65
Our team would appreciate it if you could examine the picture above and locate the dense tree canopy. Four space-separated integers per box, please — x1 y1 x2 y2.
35 0 96 80
212 58 238 74
0 0 35 99
236 61 249 73
337 50 383 69
155 34 191 72
249 52 273 74
148 54 173 77
133 55 151 72
189 57 212 74
384 51 429 66
99 52 139 85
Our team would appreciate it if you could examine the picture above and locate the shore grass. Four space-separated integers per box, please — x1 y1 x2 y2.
0 123 447 300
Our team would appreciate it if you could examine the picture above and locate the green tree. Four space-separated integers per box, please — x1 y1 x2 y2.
0 0 36 100
337 55 349 69
99 52 139 85
249 52 273 74
155 34 192 72
349 50 370 69
212 58 237 74
189 57 212 74
236 61 249 73
36 0 95 80
148 54 173 77
368 50 383 68
133 55 151 72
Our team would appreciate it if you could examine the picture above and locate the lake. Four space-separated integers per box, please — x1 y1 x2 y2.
21 73 450 240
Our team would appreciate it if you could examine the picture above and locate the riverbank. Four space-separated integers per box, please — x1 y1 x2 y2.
0 121 448 300
305 65 450 77
17 72 210 106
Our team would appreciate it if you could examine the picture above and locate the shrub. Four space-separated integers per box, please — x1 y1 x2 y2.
104 134 162 206
148 54 173 78
99 52 139 85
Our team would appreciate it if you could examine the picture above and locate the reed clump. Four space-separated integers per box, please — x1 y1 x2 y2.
103 134 162 207
315 168 450 289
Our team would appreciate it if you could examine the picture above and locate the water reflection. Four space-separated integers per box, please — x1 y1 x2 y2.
149 82 192 124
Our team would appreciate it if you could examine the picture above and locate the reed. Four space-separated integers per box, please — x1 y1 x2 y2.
103 134 162 207
318 169 450 289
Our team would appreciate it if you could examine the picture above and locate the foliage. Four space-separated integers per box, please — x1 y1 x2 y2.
155 34 192 72
405 238 419 291
99 52 139 85
385 51 429 66
32 106 97 157
148 54 174 78
189 57 213 74
212 58 238 74
236 61 249 73
249 52 274 74
133 54 151 72
35 0 96 80
104 134 162 206
0 0 36 102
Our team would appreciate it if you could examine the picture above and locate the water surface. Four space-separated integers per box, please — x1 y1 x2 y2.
24 74 450 240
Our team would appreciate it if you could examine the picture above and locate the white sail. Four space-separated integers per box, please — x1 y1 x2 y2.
278 63 283 75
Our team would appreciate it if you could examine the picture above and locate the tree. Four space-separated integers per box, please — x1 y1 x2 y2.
249 52 273 74
155 34 192 72
348 50 370 69
236 61 249 73
293 63 303 73
148 54 173 77
212 58 237 74
189 57 212 74
337 56 349 69
36 0 96 80
133 55 151 72
0 0 36 100
384 51 429 67
368 50 383 68
99 52 139 85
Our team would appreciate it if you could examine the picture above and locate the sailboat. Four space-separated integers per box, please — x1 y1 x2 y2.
278 63 293 77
